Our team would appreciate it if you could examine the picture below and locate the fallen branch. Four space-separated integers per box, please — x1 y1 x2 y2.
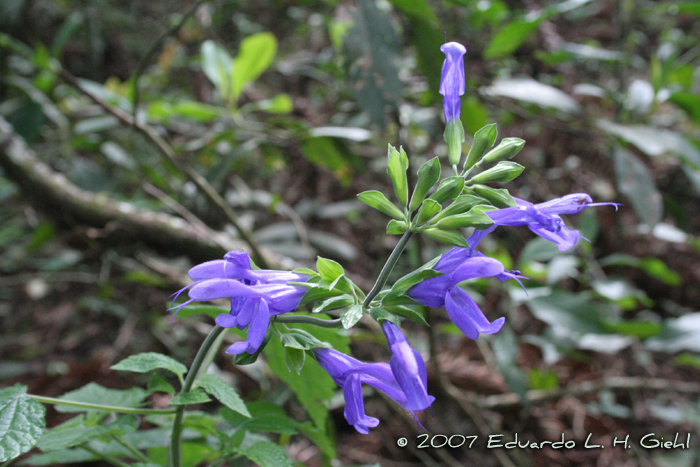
0 116 255 263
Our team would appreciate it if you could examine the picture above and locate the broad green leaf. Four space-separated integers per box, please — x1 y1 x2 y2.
316 257 344 282
464 123 497 170
669 91 700 124
491 325 528 399
298 286 343 307
469 161 524 184
171 101 222 122
247 93 293 114
279 329 332 351
285 347 306 375
614 146 662 226
386 0 439 25
598 121 700 163
387 145 409 207
147 375 175 395
37 415 137 452
385 305 429 326
0 385 45 462
194 374 250 417
357 190 405 219
235 440 294 467
409 157 441 212
482 137 525 163
300 137 359 186
414 198 441 226
292 268 318 277
168 390 211 406
200 40 233 100
56 384 147 413
221 402 298 435
111 352 187 379
386 219 408 234
484 18 541 58
312 295 354 314
231 32 277 102
368 307 401 326
391 269 443 294
428 176 464 204
341 304 363 329
603 320 662 340
422 228 469 247
524 290 613 337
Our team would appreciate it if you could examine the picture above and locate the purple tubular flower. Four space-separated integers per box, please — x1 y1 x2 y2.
439 42 467 123
169 251 309 355
382 322 435 411
408 249 525 339
466 193 620 252
315 341 434 434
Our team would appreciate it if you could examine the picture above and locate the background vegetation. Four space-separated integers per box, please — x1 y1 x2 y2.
1 0 700 466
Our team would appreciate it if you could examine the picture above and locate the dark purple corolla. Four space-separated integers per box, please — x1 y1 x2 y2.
315 324 434 434
170 251 309 355
467 194 620 252
408 249 524 340
439 42 467 123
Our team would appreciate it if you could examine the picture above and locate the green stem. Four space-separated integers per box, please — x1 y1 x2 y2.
363 231 413 308
272 315 344 328
170 325 226 467
80 445 130 467
111 434 152 463
27 395 176 414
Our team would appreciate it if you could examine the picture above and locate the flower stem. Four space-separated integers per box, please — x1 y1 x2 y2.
272 315 344 328
26 395 176 414
170 325 226 467
363 231 413 307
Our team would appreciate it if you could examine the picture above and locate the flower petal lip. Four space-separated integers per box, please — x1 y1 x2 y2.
445 286 505 340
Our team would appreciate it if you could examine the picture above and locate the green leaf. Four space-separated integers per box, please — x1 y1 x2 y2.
247 93 294 114
669 91 700 124
341 304 363 329
603 320 662 340
0 385 45 462
147 375 175 395
111 352 187 379
414 198 441 226
37 415 137 452
312 295 354 314
464 123 498 170
298 286 344 307
422 228 469 247
169 390 211 406
316 257 344 282
435 207 495 229
369 307 401 326
613 146 662 226
285 347 306 375
358 190 405 219
391 267 442 294
484 18 541 59
231 32 277 102
292 268 318 277
221 401 299 435
482 137 525 163
279 329 332 351
409 157 441 212
384 305 429 326
485 78 581 113
300 137 358 186
235 440 294 467
386 220 408 235
428 176 465 204
431 195 486 223
56 384 147 413
469 161 524 184
387 145 409 207
194 374 250 417
386 0 439 25
234 329 273 366
470 185 517 208
200 40 233 100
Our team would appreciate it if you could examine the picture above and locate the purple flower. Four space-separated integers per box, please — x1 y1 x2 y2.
439 42 467 123
467 193 620 252
408 249 524 340
170 251 309 355
315 328 435 434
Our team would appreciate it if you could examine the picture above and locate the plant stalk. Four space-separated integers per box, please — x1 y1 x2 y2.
363 231 413 307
